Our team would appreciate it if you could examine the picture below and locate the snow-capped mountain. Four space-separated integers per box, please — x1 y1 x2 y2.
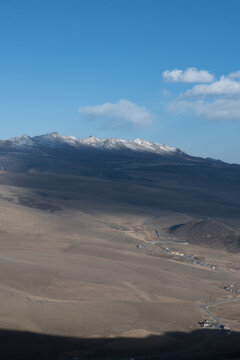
7 132 185 156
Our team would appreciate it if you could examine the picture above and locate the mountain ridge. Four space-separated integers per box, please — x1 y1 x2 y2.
5 132 185 156
0 132 239 223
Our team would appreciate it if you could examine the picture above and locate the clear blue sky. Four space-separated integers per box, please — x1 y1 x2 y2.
1 0 240 162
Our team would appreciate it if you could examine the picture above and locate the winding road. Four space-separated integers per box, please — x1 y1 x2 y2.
144 218 189 246
111 296 240 360
201 295 240 328
123 218 240 359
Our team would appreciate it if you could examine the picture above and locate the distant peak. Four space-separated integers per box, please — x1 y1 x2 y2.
8 134 34 146
49 131 60 137
87 135 99 141
22 134 31 138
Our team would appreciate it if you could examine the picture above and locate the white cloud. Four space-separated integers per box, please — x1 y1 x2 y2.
182 76 240 98
163 67 214 83
171 98 240 120
167 69 240 121
196 98 240 120
79 99 153 127
228 70 240 79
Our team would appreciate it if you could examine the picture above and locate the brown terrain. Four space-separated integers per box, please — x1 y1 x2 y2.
168 219 240 252
0 142 239 359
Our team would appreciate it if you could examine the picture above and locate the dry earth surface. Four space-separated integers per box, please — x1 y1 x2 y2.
0 170 239 360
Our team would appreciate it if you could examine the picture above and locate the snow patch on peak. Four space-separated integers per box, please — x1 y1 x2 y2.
134 138 150 145
9 134 35 146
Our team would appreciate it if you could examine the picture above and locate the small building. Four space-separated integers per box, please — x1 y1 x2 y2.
199 319 212 328
171 251 184 257
221 324 232 335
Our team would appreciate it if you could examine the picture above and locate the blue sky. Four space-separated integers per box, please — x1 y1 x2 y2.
1 0 240 163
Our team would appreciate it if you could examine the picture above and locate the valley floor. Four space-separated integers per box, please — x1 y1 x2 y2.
0 183 239 359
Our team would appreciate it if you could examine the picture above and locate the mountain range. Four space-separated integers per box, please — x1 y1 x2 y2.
0 133 240 360
6 132 185 155
0 132 231 173
0 132 239 222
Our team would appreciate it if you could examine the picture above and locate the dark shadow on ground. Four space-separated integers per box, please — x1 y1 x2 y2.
0 328 240 360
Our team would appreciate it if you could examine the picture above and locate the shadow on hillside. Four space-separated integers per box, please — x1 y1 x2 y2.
1 170 240 220
0 328 240 360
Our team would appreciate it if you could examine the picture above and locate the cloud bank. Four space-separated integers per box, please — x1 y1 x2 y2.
79 99 153 127
163 68 240 121
163 67 214 83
